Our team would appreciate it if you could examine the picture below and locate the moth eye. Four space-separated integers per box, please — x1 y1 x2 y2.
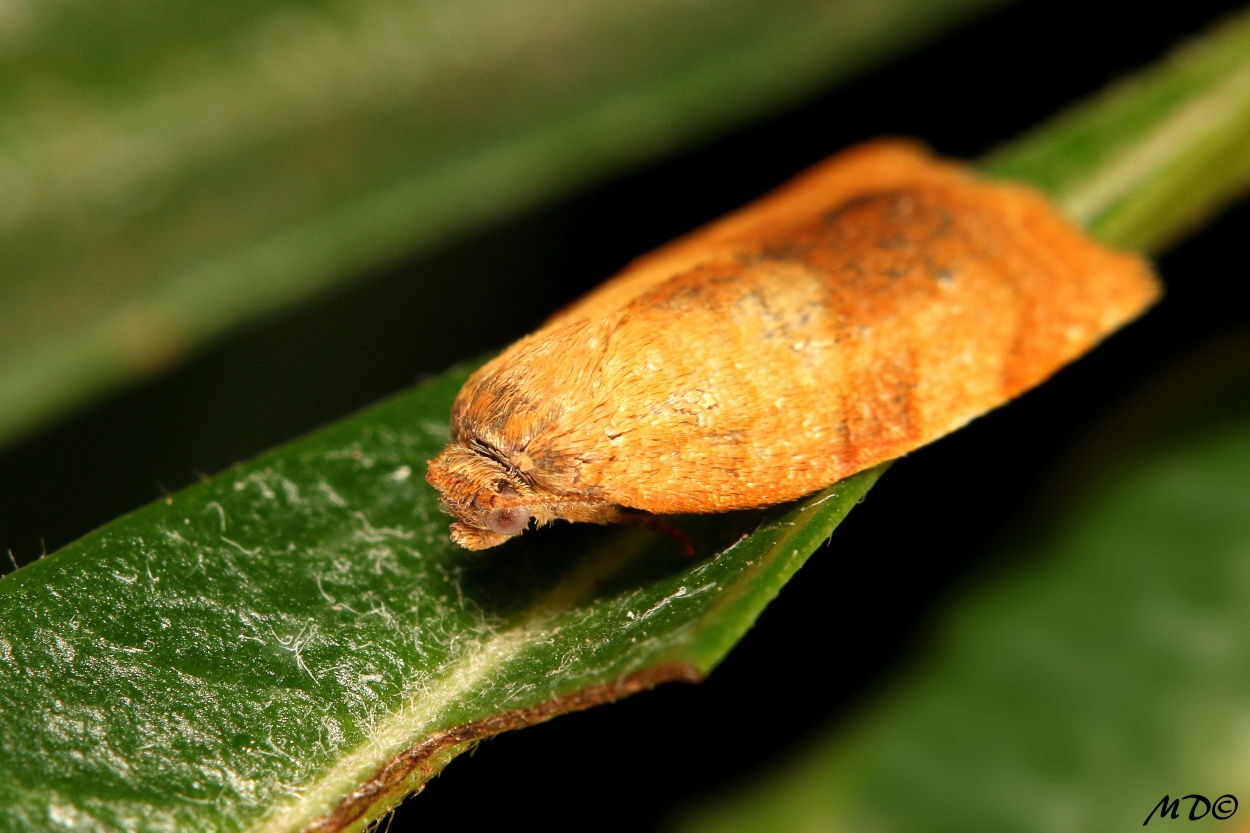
494 480 519 497
484 507 529 537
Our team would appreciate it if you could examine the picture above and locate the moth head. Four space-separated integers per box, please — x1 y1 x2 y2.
425 441 539 549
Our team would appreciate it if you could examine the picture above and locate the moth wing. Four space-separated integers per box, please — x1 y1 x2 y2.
534 144 1158 514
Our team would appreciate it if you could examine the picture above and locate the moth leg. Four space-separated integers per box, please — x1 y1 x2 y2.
618 510 695 557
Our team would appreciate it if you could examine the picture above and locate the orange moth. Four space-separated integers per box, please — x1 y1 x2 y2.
426 139 1160 549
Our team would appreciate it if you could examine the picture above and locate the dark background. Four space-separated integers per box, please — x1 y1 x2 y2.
2 0 1247 827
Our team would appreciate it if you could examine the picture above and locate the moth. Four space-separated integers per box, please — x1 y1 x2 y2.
426 139 1160 549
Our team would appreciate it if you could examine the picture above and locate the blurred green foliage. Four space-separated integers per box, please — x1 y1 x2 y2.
0 0 1004 446
3 3 1250 832
984 8 1250 253
673 339 1250 833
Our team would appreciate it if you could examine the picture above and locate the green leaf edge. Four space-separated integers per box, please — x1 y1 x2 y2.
4 4 1250 831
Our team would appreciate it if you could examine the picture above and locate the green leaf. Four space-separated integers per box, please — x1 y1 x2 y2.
0 0 1005 446
5 5 1250 832
0 359 883 832
668 338 1250 833
982 6 1250 249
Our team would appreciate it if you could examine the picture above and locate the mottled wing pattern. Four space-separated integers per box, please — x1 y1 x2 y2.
452 140 1160 516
